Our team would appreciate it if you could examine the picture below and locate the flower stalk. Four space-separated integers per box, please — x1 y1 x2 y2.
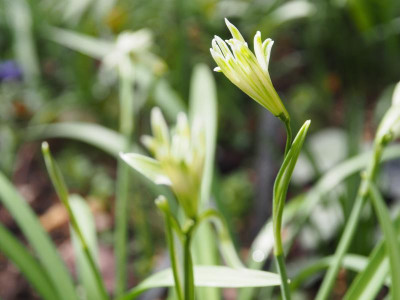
210 20 313 300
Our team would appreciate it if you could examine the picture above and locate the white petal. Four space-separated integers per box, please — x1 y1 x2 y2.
262 39 274 71
151 107 170 146
120 152 171 185
254 31 268 73
392 81 400 106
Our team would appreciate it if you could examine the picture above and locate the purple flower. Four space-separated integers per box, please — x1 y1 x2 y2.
0 61 23 82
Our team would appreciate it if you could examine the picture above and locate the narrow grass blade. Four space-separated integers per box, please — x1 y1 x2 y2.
188 64 220 299
0 172 78 300
45 26 113 59
70 195 103 300
0 224 58 300
42 142 109 300
118 266 281 300
368 184 400 299
26 122 126 157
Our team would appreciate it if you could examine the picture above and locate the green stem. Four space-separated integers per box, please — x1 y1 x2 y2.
184 230 195 300
165 216 184 300
315 143 383 300
115 62 135 296
276 254 291 300
272 117 293 300
283 117 292 157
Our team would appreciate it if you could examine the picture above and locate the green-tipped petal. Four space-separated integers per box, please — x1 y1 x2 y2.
225 18 246 43
151 107 170 147
176 112 190 138
141 135 157 154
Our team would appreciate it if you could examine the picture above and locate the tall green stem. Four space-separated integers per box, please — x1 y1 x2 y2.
315 143 383 300
115 64 135 296
160 211 184 300
184 230 195 300
273 118 293 300
275 254 291 300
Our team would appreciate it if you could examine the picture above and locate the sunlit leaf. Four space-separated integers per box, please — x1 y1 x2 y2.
119 266 281 300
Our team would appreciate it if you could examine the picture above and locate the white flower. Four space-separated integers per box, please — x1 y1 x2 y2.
376 82 400 144
210 19 289 120
121 107 205 218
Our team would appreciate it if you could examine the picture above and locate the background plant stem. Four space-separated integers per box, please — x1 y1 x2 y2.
316 143 383 300
115 65 135 296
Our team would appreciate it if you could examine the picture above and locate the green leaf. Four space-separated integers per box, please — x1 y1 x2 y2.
45 26 113 59
273 120 311 254
344 203 400 300
368 184 400 299
188 64 220 300
42 143 109 300
291 254 369 290
240 145 400 300
70 195 102 300
120 152 171 185
344 238 391 300
26 122 126 157
0 224 58 300
0 172 78 300
189 63 218 206
119 266 281 300
26 121 177 210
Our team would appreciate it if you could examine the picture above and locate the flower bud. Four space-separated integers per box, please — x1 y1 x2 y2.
210 19 289 121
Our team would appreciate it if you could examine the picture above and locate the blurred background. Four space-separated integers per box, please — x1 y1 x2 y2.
1 0 400 299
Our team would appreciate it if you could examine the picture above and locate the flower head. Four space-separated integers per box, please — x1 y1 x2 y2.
121 107 205 218
210 19 289 120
